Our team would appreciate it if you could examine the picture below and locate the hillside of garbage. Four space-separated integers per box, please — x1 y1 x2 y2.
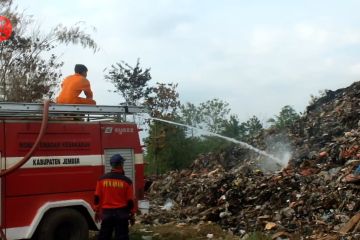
140 81 360 239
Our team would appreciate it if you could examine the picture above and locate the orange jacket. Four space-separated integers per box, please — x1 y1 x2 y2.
56 73 96 104
94 168 135 213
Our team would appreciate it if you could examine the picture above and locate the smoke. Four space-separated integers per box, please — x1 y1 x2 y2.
258 133 293 172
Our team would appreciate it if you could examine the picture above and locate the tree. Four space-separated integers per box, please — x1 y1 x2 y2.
145 82 180 119
145 122 192 174
221 114 242 139
176 99 235 163
199 98 230 133
268 105 300 130
144 83 182 174
0 1 98 102
180 102 202 127
180 98 231 133
221 115 263 141
243 115 263 138
104 59 151 105
105 58 185 173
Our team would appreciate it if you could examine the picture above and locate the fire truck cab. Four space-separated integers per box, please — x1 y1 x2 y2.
0 102 146 240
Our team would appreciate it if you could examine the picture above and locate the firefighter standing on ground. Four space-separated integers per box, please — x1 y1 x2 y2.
56 64 96 105
94 154 135 240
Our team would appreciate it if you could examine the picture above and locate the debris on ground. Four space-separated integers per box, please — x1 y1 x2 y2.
140 81 360 239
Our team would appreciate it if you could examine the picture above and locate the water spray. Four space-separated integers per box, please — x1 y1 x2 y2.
147 117 285 167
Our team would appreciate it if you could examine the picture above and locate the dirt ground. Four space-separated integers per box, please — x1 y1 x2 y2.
89 223 272 240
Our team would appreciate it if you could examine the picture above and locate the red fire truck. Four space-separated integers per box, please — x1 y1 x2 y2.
0 101 146 240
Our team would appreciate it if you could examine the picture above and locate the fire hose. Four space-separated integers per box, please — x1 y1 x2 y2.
0 100 50 239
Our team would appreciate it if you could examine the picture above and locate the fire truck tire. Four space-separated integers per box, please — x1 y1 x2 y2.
37 208 89 240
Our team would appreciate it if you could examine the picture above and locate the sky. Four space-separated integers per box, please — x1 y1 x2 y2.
15 0 360 122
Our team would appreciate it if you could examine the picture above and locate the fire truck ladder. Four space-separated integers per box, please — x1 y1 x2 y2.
0 102 148 121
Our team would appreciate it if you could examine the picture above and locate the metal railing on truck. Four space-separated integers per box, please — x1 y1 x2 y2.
0 102 148 122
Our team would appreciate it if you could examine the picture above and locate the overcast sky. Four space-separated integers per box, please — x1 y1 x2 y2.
16 0 360 122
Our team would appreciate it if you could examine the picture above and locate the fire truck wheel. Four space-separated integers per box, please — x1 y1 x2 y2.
37 208 89 240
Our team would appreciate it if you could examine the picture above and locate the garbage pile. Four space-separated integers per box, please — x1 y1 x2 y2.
290 82 360 165
141 81 360 239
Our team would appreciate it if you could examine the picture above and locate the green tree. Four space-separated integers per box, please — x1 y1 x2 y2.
221 115 263 141
177 99 235 161
244 115 263 138
144 83 183 174
105 58 184 174
180 102 202 127
104 59 151 105
0 1 97 101
146 123 192 174
268 105 300 130
180 98 231 133
221 114 242 139
200 98 230 133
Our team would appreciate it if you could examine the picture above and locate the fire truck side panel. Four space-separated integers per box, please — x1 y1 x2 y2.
1 120 144 235
0 121 4 156
134 164 145 199
5 166 102 196
0 121 4 227
4 122 102 156
3 121 104 230
5 192 94 228
99 123 142 152
4 122 103 197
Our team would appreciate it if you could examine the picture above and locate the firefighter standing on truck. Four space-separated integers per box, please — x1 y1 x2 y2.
94 154 135 240
56 64 96 105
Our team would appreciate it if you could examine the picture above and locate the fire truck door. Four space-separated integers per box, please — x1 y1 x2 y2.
104 149 135 182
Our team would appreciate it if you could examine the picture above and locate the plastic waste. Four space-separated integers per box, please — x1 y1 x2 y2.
161 198 174 211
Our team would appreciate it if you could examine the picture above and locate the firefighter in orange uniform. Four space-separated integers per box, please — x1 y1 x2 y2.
94 154 135 240
56 64 96 105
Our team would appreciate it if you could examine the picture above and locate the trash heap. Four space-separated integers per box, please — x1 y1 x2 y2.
141 81 360 239
290 81 360 164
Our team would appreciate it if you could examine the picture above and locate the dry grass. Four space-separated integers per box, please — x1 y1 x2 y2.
130 222 241 240
90 224 273 240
